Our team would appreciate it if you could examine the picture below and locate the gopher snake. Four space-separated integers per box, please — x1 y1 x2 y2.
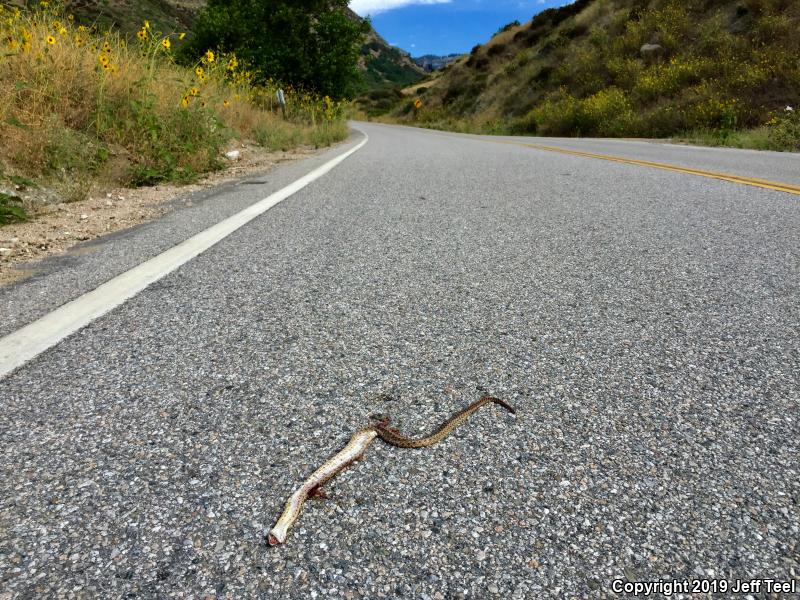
268 396 515 545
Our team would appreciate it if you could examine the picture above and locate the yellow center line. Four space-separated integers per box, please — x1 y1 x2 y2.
481 137 800 196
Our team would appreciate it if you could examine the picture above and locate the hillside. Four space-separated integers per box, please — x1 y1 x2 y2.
389 0 800 148
347 9 427 90
53 1 424 92
358 33 426 89
59 0 202 34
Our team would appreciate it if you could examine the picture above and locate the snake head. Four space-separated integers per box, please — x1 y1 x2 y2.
368 413 391 427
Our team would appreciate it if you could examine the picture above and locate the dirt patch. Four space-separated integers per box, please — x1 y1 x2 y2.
0 142 320 287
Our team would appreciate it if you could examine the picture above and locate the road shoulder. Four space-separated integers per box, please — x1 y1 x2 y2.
0 130 366 338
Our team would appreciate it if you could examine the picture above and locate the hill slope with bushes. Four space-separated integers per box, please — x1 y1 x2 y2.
393 0 800 149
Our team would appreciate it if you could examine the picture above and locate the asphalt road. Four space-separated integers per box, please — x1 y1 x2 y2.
1 122 798 599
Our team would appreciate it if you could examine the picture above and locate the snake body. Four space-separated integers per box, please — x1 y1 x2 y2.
373 396 515 448
267 395 515 546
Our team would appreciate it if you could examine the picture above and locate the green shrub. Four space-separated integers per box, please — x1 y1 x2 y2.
0 192 27 225
124 100 229 185
506 111 539 135
309 121 348 148
606 57 643 90
487 43 507 57
531 89 584 135
632 57 713 102
531 87 635 136
254 123 304 152
581 87 634 135
768 107 800 150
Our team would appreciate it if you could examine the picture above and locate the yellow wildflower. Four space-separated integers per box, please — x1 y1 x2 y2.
195 66 204 78
223 99 230 107
204 50 214 63
181 96 190 108
143 20 150 30
179 32 186 40
136 29 146 41
46 35 56 45
161 37 170 50
190 87 199 96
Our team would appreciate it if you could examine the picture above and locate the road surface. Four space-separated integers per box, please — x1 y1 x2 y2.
1 123 798 598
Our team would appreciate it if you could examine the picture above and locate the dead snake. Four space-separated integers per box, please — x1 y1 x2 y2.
268 395 516 545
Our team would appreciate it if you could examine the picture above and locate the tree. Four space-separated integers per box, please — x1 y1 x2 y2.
182 0 369 98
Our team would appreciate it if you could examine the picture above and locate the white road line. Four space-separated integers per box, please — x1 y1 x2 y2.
0 133 368 380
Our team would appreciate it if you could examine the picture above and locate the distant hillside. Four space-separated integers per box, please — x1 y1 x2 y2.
414 54 463 72
61 0 201 33
57 1 424 92
389 0 800 147
348 9 426 90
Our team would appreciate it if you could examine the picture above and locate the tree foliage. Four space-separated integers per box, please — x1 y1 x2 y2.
182 0 369 98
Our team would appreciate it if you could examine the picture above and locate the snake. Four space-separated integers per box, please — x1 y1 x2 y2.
268 395 515 546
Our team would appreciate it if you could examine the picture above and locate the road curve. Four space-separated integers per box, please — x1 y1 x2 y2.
1 122 798 598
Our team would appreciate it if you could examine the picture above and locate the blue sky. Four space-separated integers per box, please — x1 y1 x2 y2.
349 0 567 56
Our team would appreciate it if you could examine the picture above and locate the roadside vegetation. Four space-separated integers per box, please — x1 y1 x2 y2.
373 0 800 152
0 2 349 225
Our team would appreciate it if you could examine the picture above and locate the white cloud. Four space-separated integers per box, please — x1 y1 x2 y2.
349 0 451 16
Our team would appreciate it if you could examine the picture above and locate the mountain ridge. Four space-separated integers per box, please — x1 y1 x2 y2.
414 54 463 72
